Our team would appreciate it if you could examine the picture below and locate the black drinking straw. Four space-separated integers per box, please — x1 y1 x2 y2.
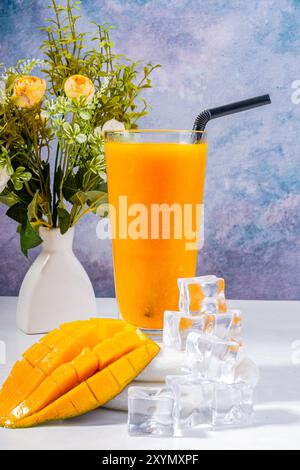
193 94 271 137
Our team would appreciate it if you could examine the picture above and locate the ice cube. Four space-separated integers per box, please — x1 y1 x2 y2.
163 310 242 351
235 357 260 387
166 375 254 435
213 382 254 427
163 310 205 351
178 275 226 315
127 386 174 437
166 375 214 435
203 309 242 344
183 332 240 383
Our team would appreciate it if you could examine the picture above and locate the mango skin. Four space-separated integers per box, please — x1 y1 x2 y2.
0 319 160 428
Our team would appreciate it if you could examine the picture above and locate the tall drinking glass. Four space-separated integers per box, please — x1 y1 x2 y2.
105 130 207 335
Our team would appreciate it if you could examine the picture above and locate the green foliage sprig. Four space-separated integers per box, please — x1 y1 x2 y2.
0 0 160 255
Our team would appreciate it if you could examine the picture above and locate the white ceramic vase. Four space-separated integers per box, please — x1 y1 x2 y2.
16 227 97 334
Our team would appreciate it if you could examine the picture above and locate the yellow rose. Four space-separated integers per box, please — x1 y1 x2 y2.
13 76 46 109
64 74 95 102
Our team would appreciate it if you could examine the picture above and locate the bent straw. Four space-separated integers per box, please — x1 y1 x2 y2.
193 94 271 136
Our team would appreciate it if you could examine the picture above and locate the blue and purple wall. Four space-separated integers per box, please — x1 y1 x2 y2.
0 0 299 300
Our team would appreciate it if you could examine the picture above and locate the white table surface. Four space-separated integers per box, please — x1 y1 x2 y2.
0 297 299 450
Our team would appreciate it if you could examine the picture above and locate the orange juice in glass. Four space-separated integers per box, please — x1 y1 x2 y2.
105 130 207 334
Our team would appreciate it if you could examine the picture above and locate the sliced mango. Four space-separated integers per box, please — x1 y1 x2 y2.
87 368 120 404
61 320 102 349
9 376 59 422
93 326 147 369
127 344 151 371
14 343 159 428
51 363 78 394
0 360 33 413
38 336 81 375
0 318 159 428
23 343 51 367
108 357 136 388
40 329 67 348
0 360 32 393
93 338 122 369
7 363 80 424
0 367 46 426
0 331 80 417
98 319 128 340
10 413 39 429
45 394 77 420
71 347 99 382
7 394 77 429
68 382 99 414
113 327 147 353
4 367 45 412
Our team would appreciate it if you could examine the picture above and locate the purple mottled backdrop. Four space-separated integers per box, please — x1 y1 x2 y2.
0 0 299 300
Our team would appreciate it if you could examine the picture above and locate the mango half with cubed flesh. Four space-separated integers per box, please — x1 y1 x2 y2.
0 318 159 428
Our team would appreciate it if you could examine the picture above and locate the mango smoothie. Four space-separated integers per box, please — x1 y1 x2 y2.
105 132 207 331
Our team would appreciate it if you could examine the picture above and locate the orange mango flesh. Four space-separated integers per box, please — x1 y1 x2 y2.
40 329 67 348
0 328 83 417
13 343 159 428
0 360 33 415
23 343 51 367
38 336 82 376
0 328 83 420
71 347 98 382
2 367 46 417
8 326 147 422
0 318 159 428
51 364 78 393
60 320 102 349
69 382 99 415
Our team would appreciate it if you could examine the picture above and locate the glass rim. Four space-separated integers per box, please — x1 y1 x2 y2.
104 129 207 135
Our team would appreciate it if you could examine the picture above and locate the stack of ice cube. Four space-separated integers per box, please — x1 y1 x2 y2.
178 275 227 315
128 275 259 437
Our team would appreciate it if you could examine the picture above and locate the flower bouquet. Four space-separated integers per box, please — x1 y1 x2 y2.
0 0 159 256
0 0 159 333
